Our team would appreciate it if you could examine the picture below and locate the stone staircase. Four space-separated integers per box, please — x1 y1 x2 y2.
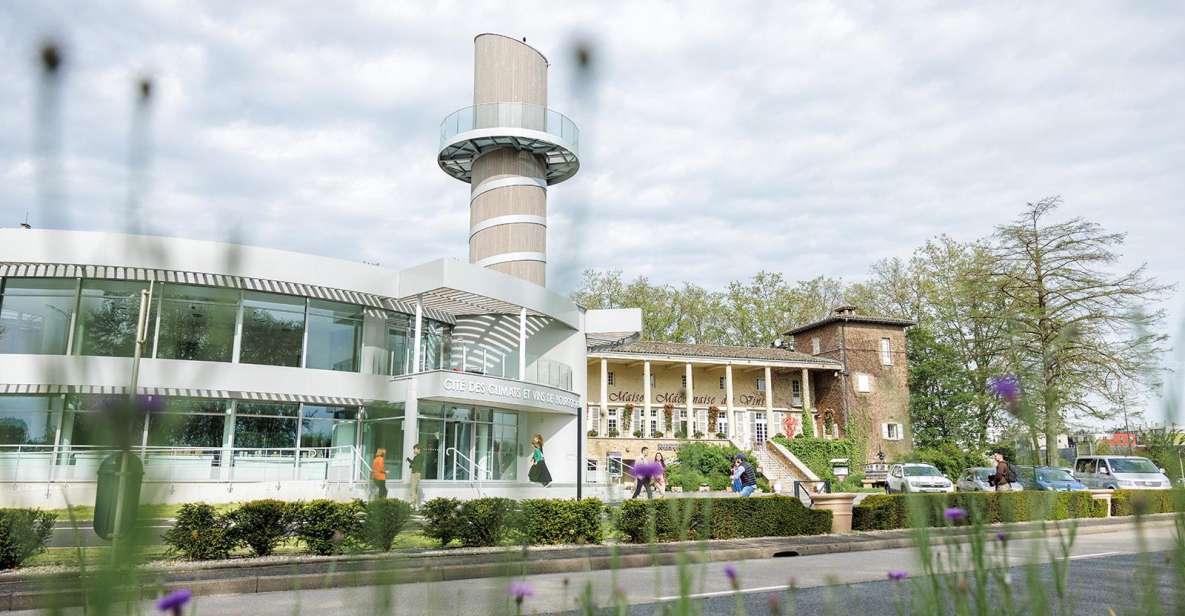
751 439 822 506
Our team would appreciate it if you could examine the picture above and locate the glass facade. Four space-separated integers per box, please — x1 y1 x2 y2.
416 402 519 481
233 402 299 449
147 398 226 448
240 292 306 368
300 405 358 449
306 300 362 371
0 395 61 445
154 284 238 362
75 280 148 357
0 278 76 355
381 313 412 376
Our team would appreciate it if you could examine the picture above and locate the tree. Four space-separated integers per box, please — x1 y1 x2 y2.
906 326 980 448
991 197 1171 465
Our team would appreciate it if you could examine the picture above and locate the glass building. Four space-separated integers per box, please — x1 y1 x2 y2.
0 230 586 506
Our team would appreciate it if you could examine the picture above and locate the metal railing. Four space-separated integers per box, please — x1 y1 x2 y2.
444 447 490 498
449 348 574 391
440 102 579 151
0 444 356 484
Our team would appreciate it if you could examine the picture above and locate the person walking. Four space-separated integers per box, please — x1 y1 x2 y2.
733 454 757 497
406 444 423 508
651 452 668 497
528 434 552 487
371 448 388 500
989 452 1015 492
631 447 653 499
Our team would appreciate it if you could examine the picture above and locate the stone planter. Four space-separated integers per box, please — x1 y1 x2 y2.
810 492 859 533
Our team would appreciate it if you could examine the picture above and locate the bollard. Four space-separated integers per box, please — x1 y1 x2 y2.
810 493 859 533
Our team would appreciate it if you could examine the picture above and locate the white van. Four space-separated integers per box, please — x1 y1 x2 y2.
1072 455 1170 490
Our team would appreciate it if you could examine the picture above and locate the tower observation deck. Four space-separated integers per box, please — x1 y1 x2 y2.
437 34 580 287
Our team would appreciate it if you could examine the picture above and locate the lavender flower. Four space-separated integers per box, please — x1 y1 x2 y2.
887 570 908 581
996 531 1007 543
156 589 191 615
509 581 534 603
633 461 665 481
724 563 739 589
988 374 1021 403
944 507 967 522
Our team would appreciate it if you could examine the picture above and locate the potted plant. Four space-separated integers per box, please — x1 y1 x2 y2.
693 431 704 439
632 429 644 438
707 405 720 434
587 429 599 438
674 429 688 439
653 431 665 438
715 431 727 439
606 428 620 438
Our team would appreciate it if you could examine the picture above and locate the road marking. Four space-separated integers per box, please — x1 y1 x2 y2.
1068 551 1123 560
655 584 790 602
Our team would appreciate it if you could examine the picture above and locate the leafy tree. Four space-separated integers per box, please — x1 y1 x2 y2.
992 197 1170 464
906 326 980 448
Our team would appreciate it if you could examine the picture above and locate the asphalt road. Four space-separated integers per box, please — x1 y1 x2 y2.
13 520 1178 615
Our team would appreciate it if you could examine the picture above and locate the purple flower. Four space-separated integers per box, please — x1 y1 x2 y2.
887 570 908 582
633 461 665 481
944 507 967 522
988 374 1021 403
724 564 739 589
996 532 1007 543
156 589 191 614
509 581 534 603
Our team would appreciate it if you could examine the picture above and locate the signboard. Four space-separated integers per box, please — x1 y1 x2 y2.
419 371 581 414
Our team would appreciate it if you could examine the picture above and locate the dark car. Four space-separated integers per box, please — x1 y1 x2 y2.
1015 465 1087 491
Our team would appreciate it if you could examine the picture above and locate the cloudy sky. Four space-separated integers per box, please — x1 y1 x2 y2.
2 2 1183 422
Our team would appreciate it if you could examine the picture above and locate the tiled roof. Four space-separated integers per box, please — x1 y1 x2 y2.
783 314 915 337
588 340 842 366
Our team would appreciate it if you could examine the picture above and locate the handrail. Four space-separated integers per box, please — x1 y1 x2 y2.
445 447 489 498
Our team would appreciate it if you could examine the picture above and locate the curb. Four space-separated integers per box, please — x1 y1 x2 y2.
1 514 1175 611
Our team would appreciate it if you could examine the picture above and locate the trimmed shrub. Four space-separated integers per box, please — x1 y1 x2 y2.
362 498 413 551
1111 490 1180 516
773 434 855 483
294 499 364 555
228 499 297 557
520 499 604 545
616 496 831 543
0 509 57 569
420 498 463 547
163 503 235 560
457 497 515 547
851 491 1109 531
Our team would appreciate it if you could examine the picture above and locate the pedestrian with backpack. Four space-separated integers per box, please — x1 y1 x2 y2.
989 452 1015 492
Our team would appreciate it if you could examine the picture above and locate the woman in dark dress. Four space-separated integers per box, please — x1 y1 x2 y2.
528 433 552 487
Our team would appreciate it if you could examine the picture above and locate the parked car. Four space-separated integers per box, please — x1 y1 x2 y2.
956 467 1023 492
1073 455 1171 490
886 463 954 493
1014 465 1087 491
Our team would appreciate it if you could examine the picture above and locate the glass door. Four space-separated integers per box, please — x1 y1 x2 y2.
443 418 473 480
752 412 768 445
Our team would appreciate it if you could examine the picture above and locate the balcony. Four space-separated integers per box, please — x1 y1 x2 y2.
437 102 580 185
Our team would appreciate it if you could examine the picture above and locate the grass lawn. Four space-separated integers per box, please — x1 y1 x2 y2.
47 503 238 522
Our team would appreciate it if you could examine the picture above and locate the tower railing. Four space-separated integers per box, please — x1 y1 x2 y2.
440 102 580 151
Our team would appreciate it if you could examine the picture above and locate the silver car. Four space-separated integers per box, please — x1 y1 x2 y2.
1073 455 1171 490
956 467 1023 492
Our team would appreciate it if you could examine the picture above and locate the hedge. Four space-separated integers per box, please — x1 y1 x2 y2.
163 503 236 560
616 496 832 543
772 434 855 482
519 498 604 545
852 491 1107 531
1111 490 1184 517
0 509 57 570
227 499 297 557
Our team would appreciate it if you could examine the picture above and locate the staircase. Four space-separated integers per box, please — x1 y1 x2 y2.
751 440 822 506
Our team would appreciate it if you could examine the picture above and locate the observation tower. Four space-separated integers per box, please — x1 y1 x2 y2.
438 34 580 287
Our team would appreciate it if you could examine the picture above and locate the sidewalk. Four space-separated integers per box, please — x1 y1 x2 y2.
1 514 1175 611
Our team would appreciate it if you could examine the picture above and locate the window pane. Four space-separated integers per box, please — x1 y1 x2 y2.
300 405 357 448
64 395 144 448
236 401 299 417
76 280 148 357
147 398 226 448
156 284 238 362
240 292 305 367
0 278 76 355
234 416 298 449
0 395 60 445
383 313 411 376
418 418 443 480
306 300 362 371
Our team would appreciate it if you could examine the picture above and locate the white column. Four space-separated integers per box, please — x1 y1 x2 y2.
643 361 652 436
412 296 424 373
765 365 775 435
600 359 609 434
725 364 734 437
518 307 527 381
685 363 694 435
